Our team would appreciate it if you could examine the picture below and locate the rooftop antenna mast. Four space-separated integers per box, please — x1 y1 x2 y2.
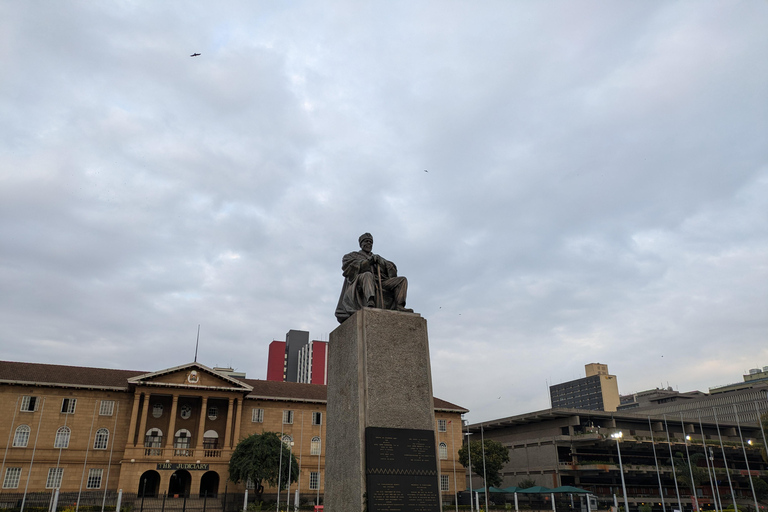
194 324 200 363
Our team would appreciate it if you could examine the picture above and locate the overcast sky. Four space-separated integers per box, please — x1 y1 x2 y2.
1 1 766 423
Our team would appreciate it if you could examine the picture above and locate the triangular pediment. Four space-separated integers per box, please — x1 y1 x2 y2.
127 362 253 392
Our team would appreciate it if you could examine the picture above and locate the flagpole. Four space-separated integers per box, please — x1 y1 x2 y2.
663 414 683 512
451 420 458 512
712 407 737 511
648 417 666 512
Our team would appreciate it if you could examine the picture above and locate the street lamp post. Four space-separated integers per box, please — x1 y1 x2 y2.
611 432 630 512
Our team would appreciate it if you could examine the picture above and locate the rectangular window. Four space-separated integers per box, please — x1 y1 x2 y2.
3 468 21 489
86 469 103 489
312 412 322 426
20 396 38 412
251 408 264 423
437 419 447 432
282 410 293 425
309 472 320 490
99 400 115 416
61 398 76 414
46 468 64 489
440 474 449 492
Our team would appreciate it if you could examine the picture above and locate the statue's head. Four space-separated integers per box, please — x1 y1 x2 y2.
359 233 373 250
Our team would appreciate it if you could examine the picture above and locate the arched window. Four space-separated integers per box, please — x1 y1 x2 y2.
203 430 219 449
438 442 448 460
310 436 321 455
282 434 293 446
94 428 109 450
144 428 163 447
54 427 71 449
13 425 30 448
152 403 163 418
174 429 192 456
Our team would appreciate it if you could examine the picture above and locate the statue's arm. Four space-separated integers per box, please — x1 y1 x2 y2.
342 251 370 279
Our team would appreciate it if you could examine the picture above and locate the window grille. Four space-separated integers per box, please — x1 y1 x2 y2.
86 469 103 489
283 410 293 424
437 419 447 432
20 396 38 412
99 400 115 416
61 398 76 414
94 428 109 450
311 436 321 455
312 412 322 426
252 408 264 423
439 442 448 459
54 427 71 448
309 472 319 490
440 475 450 492
46 468 64 489
13 425 30 447
3 468 21 489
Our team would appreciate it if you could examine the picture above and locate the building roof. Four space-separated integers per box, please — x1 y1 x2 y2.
0 360 468 413
0 360 145 390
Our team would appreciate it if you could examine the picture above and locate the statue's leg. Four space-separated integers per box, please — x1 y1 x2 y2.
358 272 377 308
383 276 411 311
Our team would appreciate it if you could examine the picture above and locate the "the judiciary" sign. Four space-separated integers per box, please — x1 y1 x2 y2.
156 463 209 471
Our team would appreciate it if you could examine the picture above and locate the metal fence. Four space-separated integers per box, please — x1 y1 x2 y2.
0 491 243 512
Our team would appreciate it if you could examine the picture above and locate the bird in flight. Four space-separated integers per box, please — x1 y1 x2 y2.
190 53 201 57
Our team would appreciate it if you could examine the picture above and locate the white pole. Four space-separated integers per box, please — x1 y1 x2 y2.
77 399 99 512
586 494 591 512
663 415 683 512
277 425 284 512
103 402 121 512
712 408 737 512
614 494 618 512
243 489 248 511
285 442 294 509
0 397 21 485
51 488 60 512
451 420 459 512
551 492 556 512
514 492 519 512
648 417 667 512
465 424 474 512
733 405 759 512
316 418 322 506
115 489 122 512
297 412 304 512
680 414 699 512
613 433 630 512
21 397 46 512
481 425 488 512
697 412 719 512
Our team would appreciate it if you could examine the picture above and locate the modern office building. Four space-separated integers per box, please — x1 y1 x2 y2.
549 363 620 411
0 359 467 505
467 406 768 511
265 331 328 385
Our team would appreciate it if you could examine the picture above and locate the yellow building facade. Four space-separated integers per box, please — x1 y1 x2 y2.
0 360 467 503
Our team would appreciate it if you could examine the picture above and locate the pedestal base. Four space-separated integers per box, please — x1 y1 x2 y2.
325 308 440 512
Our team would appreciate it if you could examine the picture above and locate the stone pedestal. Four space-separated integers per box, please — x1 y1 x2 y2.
325 308 440 512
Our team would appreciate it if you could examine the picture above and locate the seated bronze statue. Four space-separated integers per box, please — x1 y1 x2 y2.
335 233 414 323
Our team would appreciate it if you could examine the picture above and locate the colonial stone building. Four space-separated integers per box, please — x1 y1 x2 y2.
0 360 467 503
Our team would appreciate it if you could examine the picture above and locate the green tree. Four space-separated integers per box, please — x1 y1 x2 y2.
228 432 298 501
671 452 708 497
517 478 536 489
458 438 510 494
752 477 768 500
